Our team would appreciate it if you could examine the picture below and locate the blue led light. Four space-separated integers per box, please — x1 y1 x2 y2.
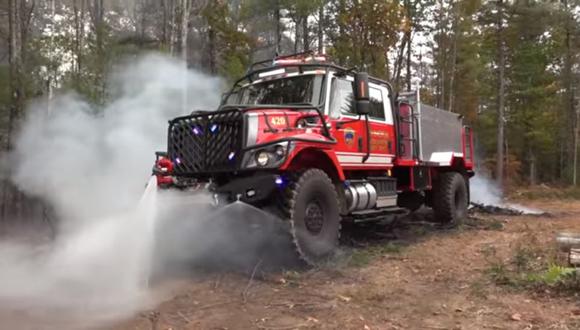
275 177 283 185
228 152 235 161
192 127 201 135
210 124 218 133
175 157 181 164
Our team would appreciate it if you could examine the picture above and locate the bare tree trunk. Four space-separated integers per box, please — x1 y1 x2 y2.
208 27 216 73
91 0 104 57
5 0 30 222
8 0 23 138
275 2 281 54
302 15 309 52
436 0 446 109
318 3 324 53
161 0 168 46
394 33 409 89
439 60 445 109
574 105 579 185
561 140 566 180
47 0 55 115
169 0 176 56
73 0 85 76
88 0 105 104
139 1 146 46
180 0 189 63
448 38 457 112
563 0 576 184
496 0 506 187
406 32 412 91
529 150 536 186
505 137 509 185
181 0 190 113
293 17 299 53
6 0 33 148
448 1 458 112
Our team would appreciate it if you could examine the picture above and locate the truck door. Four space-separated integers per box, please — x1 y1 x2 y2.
329 77 395 169
366 85 396 165
329 77 366 166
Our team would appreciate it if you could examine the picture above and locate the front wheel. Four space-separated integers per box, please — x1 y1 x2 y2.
433 172 468 226
284 169 341 265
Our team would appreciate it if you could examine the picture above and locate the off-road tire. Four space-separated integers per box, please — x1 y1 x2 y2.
433 172 468 226
284 169 341 265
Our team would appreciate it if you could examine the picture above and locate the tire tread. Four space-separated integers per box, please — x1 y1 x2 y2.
283 169 341 265
433 172 466 225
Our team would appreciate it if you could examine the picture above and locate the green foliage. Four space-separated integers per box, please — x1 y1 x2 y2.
328 0 404 79
484 233 580 295
527 265 577 286
470 0 575 183
202 1 252 82
2 0 580 186
280 0 325 22
503 2 561 183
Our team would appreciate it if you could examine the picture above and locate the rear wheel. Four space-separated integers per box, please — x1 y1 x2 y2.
433 172 468 226
284 169 341 265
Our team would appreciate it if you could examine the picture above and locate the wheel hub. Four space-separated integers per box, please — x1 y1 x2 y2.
304 201 324 235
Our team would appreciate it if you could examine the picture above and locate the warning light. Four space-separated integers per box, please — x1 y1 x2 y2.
275 176 284 186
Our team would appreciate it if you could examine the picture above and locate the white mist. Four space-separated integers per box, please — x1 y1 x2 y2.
470 174 542 215
0 54 222 329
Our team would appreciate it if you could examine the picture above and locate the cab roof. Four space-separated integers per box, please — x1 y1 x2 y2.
242 51 392 89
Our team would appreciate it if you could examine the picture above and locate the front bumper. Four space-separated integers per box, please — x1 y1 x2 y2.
156 170 283 206
212 173 282 205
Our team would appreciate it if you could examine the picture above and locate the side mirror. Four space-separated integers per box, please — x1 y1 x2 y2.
354 72 370 115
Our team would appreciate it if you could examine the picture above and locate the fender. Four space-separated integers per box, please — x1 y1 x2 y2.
281 145 345 181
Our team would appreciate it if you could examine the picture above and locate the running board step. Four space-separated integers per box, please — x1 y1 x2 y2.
346 207 408 223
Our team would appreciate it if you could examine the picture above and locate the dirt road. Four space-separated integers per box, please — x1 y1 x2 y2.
112 200 580 330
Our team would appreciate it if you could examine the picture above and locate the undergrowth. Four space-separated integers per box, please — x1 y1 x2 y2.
483 232 580 295
347 242 404 267
514 186 580 200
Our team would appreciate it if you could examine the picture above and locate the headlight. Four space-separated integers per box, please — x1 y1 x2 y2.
256 152 270 166
243 142 292 169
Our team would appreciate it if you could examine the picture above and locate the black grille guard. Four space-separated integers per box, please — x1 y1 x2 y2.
168 109 245 176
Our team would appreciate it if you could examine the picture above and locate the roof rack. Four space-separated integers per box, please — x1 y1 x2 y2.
248 51 332 72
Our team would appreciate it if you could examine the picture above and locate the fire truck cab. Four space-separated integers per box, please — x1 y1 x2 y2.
155 52 474 264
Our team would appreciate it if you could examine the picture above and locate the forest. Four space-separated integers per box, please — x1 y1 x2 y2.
0 0 579 220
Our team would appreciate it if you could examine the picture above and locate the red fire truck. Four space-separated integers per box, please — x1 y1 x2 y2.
154 52 474 264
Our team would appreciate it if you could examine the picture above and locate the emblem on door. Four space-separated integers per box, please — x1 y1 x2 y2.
344 128 355 146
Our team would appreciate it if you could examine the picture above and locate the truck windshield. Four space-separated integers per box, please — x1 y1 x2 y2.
229 75 325 106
